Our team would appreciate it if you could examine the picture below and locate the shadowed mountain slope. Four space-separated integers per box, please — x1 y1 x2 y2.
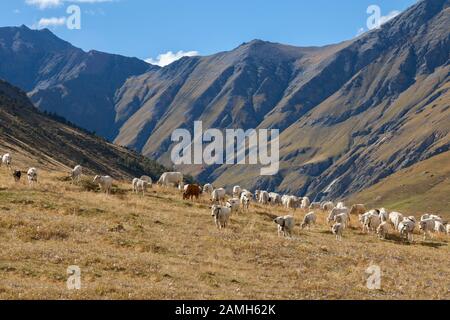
0 0 448 200
0 80 166 179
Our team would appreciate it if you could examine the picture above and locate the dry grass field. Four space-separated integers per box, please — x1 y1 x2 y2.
0 168 449 300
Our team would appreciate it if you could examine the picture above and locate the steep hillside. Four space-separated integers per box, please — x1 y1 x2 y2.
0 80 166 179
113 0 449 200
113 41 348 155
0 25 153 139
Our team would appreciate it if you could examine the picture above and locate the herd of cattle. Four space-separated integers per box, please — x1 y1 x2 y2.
2 153 450 243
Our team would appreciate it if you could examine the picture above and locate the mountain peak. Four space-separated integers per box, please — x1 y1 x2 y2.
241 39 269 46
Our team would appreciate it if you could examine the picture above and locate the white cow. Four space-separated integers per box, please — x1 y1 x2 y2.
274 215 295 238
434 221 446 234
430 215 444 223
378 208 389 222
359 210 380 233
259 191 270 205
27 167 38 185
336 202 345 209
157 172 183 188
334 212 350 229
398 217 416 242
332 223 344 241
301 212 317 230
349 204 367 217
365 212 381 233
285 196 299 210
241 189 253 200
71 165 83 183
226 198 240 215
2 153 12 169
328 207 349 225
321 201 334 211
132 178 139 192
93 175 113 195
203 183 214 194
419 218 436 240
211 205 231 229
268 192 282 206
389 212 404 231
132 178 150 196
240 193 251 212
359 212 372 232
140 175 153 184
377 222 389 239
232 186 242 198
211 188 226 204
309 202 321 209
301 197 310 209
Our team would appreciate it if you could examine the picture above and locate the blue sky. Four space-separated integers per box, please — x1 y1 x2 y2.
1 0 417 65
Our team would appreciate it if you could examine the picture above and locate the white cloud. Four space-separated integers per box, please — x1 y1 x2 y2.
146 50 200 67
36 16 67 28
26 0 114 10
380 10 401 25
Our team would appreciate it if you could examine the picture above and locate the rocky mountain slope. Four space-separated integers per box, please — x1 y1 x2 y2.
0 79 166 179
114 0 449 199
0 25 153 140
0 0 448 200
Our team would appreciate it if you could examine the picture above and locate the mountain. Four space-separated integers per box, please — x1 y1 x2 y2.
113 0 450 199
0 25 153 140
0 79 166 179
0 0 448 200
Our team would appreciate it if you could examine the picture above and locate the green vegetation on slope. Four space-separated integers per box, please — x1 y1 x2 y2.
350 151 450 219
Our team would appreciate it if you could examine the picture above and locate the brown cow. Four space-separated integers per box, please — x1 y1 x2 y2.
183 184 202 201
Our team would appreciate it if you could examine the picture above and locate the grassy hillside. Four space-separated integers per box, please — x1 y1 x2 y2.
349 151 450 219
0 169 448 300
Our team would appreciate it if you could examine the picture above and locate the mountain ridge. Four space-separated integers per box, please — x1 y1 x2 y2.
0 0 448 200
0 25 153 139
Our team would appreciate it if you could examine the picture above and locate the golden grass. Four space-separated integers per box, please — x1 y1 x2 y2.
0 168 449 300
